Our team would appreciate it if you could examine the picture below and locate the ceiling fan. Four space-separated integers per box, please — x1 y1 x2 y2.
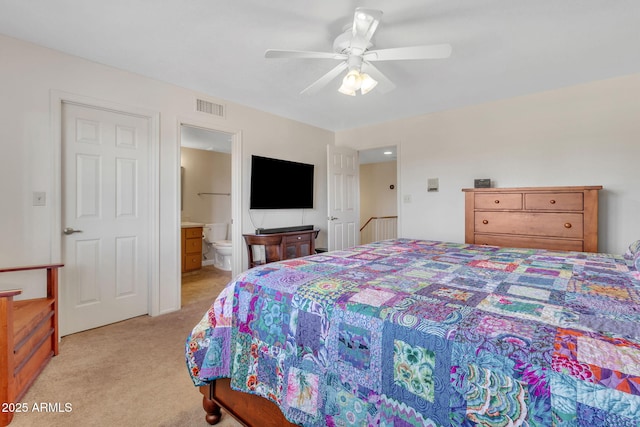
265 7 452 96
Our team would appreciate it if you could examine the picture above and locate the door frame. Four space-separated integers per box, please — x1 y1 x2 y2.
357 143 402 241
50 90 161 315
332 143 402 246
176 118 243 282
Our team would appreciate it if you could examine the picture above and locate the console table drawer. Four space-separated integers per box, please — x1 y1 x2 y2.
475 212 583 238
525 192 583 211
283 233 311 244
474 193 522 210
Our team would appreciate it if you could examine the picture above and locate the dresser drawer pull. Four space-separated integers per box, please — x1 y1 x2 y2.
297 236 302 240
549 199 556 204
482 220 489 224
494 200 500 204
564 223 572 228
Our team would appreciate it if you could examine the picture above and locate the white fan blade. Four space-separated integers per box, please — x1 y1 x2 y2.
361 62 396 93
265 49 347 60
300 61 348 95
364 44 452 61
350 8 382 52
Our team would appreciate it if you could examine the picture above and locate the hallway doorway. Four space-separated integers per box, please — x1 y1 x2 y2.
359 145 398 244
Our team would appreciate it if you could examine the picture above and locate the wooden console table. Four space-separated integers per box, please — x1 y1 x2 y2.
243 229 319 268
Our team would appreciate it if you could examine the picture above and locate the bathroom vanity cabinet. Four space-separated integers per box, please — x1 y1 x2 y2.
181 226 203 273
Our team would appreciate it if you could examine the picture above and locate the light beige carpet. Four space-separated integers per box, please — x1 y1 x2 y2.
11 267 242 427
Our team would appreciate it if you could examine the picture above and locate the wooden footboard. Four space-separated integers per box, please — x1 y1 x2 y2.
200 378 298 427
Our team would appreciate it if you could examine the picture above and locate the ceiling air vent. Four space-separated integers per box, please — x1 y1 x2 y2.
196 98 225 118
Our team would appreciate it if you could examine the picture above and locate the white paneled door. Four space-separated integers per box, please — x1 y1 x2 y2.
327 145 359 251
61 102 150 336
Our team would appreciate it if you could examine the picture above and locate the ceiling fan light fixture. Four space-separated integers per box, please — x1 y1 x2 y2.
266 7 452 97
359 73 378 94
343 69 362 89
338 85 356 96
338 69 362 96
338 69 380 96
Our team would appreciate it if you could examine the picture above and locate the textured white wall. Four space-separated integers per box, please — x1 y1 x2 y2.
0 34 333 312
337 74 640 254
3 31 638 315
359 162 397 226
181 148 232 225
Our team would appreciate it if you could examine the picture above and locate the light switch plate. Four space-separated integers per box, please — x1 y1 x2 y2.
427 178 439 192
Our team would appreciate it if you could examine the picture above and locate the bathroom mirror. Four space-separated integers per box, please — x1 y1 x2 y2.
181 166 185 211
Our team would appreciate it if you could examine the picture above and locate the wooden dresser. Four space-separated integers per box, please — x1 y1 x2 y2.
463 186 602 252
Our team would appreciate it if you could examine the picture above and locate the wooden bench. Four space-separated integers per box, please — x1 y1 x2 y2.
0 264 63 426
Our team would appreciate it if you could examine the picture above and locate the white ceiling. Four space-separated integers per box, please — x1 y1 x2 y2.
181 125 232 153
359 146 396 164
1 1 639 132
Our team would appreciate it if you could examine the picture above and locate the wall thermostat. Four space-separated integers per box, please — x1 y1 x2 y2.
474 179 491 188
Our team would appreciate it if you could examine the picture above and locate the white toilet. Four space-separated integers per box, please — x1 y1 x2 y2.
204 223 232 271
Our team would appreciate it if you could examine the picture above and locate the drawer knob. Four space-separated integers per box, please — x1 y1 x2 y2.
564 223 572 228
482 219 489 225
494 200 500 204
549 199 556 204
297 236 302 240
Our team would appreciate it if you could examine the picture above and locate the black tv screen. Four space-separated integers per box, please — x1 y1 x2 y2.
250 155 314 209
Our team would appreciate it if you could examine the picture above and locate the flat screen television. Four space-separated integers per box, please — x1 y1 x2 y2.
250 155 314 209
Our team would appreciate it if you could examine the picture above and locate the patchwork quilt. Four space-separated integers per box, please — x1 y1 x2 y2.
185 239 640 426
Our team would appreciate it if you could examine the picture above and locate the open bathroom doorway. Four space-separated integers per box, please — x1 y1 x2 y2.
179 124 239 304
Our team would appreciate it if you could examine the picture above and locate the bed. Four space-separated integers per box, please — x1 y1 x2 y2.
186 238 640 426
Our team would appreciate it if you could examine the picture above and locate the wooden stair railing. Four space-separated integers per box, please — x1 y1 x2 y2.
0 264 63 427
359 216 398 232
359 216 398 245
